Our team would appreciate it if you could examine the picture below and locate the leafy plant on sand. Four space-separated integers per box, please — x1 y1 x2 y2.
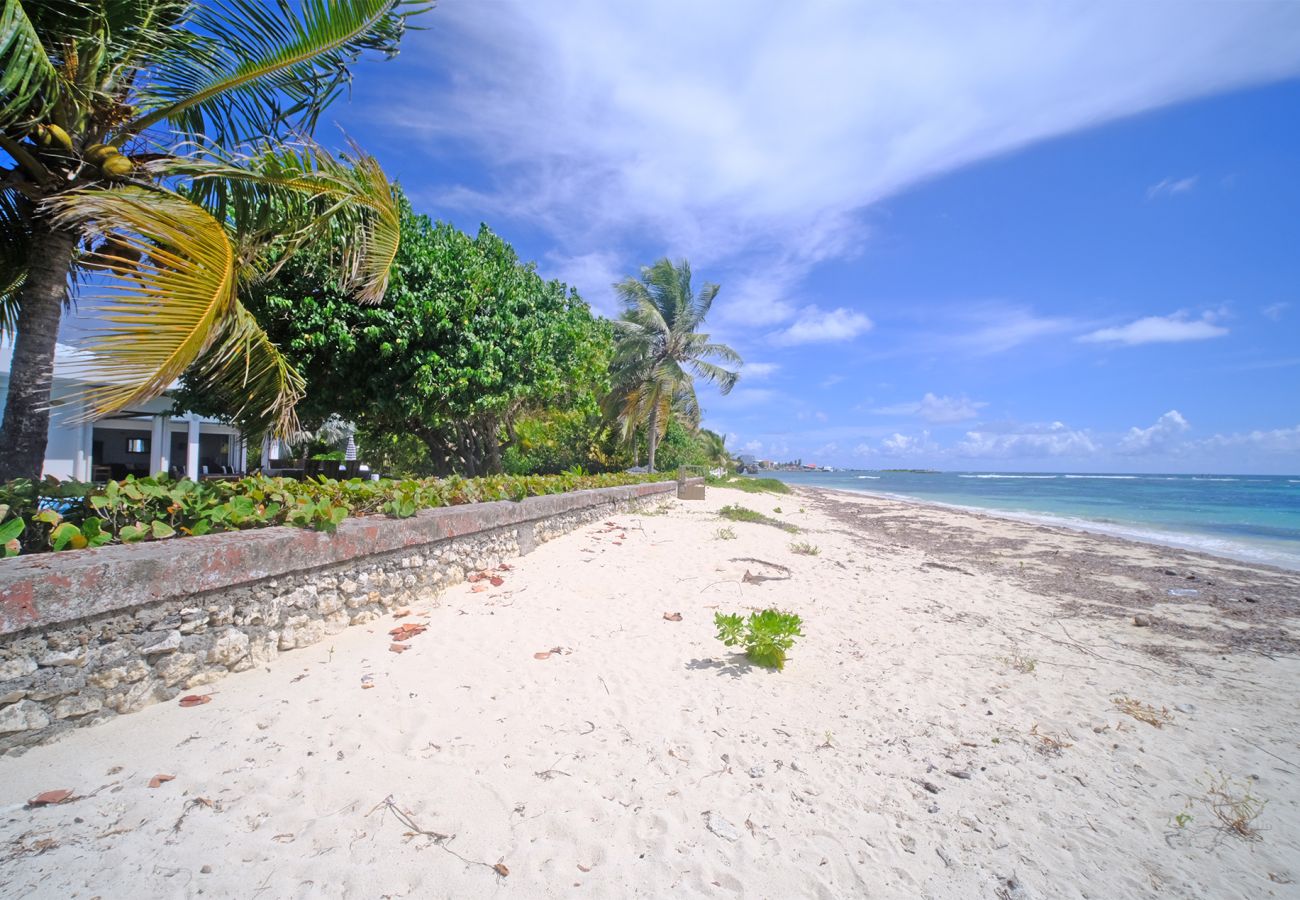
718 504 798 533
714 609 804 670
713 526 737 540
706 475 791 494
789 541 820 556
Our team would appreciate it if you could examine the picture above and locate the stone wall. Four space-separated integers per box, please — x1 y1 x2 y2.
0 481 675 753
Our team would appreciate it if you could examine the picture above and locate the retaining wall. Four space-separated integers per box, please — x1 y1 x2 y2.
0 481 676 752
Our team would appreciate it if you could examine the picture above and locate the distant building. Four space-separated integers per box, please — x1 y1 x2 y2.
735 454 759 474
0 342 245 481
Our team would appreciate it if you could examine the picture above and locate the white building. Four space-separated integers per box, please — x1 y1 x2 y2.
0 342 246 481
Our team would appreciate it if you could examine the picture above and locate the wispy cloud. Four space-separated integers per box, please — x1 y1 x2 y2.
946 306 1079 356
770 306 873 346
1079 310 1228 346
1145 175 1199 200
372 2 1300 308
740 361 781 379
1262 302 1289 321
872 392 987 423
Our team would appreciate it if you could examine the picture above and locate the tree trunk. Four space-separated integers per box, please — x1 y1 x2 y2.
646 405 658 473
484 416 502 474
0 224 79 482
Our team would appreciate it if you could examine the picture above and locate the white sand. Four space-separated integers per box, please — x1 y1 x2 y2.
2 488 1297 898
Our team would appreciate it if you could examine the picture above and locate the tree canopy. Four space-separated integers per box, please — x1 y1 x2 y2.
208 200 613 476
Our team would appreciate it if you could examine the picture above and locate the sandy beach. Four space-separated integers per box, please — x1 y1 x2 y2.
1 485 1297 899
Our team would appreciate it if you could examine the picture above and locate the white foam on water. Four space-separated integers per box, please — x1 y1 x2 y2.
1062 474 1138 479
1191 477 1238 482
959 474 1058 479
856 475 880 479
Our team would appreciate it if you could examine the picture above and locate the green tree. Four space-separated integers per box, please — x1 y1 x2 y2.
608 258 742 472
204 201 612 476
0 0 427 480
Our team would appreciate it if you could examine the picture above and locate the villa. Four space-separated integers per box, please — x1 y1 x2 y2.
0 342 247 482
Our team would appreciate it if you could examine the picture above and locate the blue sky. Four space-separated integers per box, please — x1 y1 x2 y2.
329 1 1300 474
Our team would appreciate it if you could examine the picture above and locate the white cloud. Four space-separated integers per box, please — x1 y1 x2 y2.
770 306 873 346
1196 425 1300 453
879 431 939 456
820 374 844 388
1146 175 1198 200
957 421 1099 459
1118 410 1190 455
376 2 1300 308
1079 311 1229 346
873 392 987 423
743 440 764 453
1262 302 1289 321
741 361 780 379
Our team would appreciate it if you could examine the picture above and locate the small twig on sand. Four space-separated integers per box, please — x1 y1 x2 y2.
369 796 505 877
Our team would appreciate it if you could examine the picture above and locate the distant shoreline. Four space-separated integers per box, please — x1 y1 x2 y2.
798 483 1300 574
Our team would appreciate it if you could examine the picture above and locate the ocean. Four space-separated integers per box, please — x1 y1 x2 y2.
757 470 1300 571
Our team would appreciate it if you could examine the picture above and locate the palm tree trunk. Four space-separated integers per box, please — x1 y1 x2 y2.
0 224 78 483
647 405 658 473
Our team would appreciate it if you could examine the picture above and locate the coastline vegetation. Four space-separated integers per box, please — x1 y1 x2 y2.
0 471 659 556
708 475 792 494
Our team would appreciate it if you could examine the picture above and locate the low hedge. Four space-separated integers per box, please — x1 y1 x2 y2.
0 471 663 557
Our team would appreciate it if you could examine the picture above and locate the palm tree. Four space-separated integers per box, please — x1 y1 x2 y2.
699 428 732 472
0 0 427 481
606 258 741 472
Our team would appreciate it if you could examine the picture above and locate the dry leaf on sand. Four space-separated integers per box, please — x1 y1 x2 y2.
148 774 175 788
27 789 73 807
178 694 211 708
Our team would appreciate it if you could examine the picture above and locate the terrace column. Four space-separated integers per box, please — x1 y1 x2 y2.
77 420 93 481
149 416 167 476
237 436 248 473
186 417 201 479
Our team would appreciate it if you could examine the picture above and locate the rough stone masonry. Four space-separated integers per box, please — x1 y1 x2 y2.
0 482 676 753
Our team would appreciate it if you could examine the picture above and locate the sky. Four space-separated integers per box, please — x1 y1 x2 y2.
329 0 1300 474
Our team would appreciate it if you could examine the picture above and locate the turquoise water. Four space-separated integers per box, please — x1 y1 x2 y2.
759 470 1300 571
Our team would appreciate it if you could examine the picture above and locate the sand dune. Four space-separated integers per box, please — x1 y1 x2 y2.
1 487 1296 898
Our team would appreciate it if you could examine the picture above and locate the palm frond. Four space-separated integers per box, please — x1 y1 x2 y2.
0 185 29 337
185 298 305 437
49 184 240 418
127 0 430 143
160 137 400 302
0 0 61 128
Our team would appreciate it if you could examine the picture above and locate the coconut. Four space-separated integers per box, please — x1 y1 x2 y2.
43 124 73 152
84 143 117 165
100 155 134 179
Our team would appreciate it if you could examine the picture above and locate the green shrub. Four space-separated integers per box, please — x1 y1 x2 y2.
705 475 791 495
718 504 798 532
0 471 663 557
713 526 737 540
714 609 804 670
789 541 820 556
